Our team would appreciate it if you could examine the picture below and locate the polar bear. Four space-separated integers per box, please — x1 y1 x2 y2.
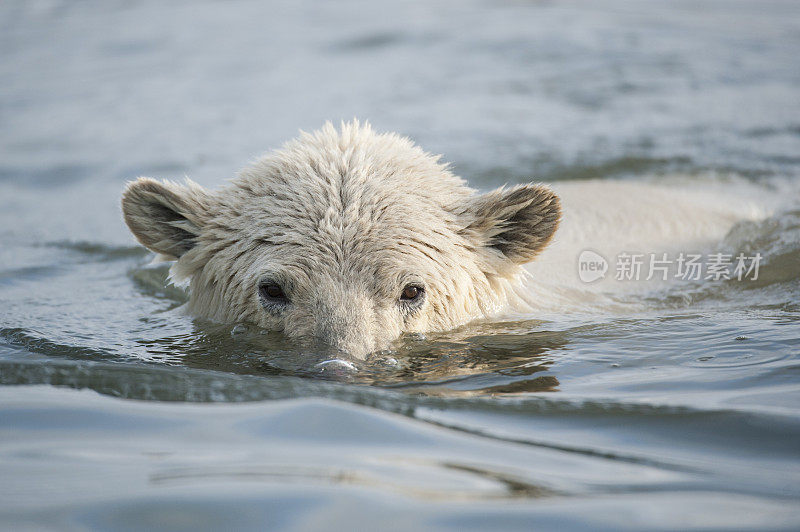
122 121 560 358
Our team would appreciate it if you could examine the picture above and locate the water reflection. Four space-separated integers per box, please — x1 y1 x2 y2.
141 319 567 397
148 460 558 501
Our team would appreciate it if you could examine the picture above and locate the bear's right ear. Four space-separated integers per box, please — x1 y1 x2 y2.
459 183 561 265
121 177 209 259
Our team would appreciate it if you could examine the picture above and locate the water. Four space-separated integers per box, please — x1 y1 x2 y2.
2 0 800 530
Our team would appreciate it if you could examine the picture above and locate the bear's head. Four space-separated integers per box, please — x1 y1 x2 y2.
122 122 560 358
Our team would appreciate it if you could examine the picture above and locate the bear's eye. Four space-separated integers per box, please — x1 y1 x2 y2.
400 284 424 302
259 282 288 303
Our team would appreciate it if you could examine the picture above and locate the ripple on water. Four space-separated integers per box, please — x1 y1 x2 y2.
685 350 792 369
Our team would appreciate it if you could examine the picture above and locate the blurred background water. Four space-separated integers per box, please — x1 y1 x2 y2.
1 0 799 530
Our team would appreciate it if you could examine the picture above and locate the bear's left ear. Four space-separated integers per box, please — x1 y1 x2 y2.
460 184 561 264
121 177 210 259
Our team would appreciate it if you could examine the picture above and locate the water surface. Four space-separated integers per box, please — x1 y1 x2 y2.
1 0 799 530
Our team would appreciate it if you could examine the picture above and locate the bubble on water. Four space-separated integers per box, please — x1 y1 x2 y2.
315 359 358 376
372 355 400 368
230 324 248 337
